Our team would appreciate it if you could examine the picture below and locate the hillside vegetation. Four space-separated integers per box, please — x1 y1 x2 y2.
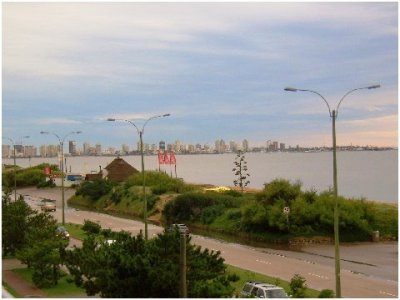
68 172 397 243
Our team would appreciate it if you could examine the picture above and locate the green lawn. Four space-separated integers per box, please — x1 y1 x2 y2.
13 268 86 297
226 264 321 298
64 222 87 240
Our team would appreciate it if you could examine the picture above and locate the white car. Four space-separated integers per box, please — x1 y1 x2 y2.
241 281 288 298
169 224 190 234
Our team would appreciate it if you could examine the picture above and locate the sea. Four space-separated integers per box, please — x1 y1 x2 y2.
3 150 398 203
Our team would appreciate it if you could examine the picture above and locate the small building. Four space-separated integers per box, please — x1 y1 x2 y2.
104 157 139 182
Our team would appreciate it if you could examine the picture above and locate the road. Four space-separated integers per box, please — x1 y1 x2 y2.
19 187 398 298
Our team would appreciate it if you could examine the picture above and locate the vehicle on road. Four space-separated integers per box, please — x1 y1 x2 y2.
40 199 56 212
168 223 190 234
241 281 288 298
56 226 70 240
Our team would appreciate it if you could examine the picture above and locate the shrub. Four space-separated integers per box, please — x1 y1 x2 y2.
75 179 115 201
289 274 307 298
82 220 101 235
163 192 241 224
125 171 196 194
318 289 335 298
37 179 56 188
256 179 301 205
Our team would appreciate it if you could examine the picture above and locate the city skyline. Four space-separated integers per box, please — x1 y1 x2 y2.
3 136 394 159
3 3 398 148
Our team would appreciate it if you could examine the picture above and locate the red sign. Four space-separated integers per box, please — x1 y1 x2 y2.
169 152 176 165
44 166 51 175
158 151 165 164
163 151 170 164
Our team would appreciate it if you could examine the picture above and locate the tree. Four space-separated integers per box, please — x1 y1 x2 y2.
232 150 250 192
16 213 66 288
2 194 34 256
65 229 236 297
289 274 307 298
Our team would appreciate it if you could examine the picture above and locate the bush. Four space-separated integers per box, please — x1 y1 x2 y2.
37 179 56 188
256 179 301 205
82 220 101 235
125 171 196 194
163 192 241 224
289 274 307 298
75 179 115 201
318 289 335 298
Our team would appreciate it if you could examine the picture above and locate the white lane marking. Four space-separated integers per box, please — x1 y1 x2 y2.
379 291 397 297
308 272 329 280
256 259 272 265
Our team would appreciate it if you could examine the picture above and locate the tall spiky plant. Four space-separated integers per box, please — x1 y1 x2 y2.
232 150 250 192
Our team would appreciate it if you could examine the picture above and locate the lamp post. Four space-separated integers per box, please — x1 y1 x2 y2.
284 84 380 297
3 136 30 201
107 113 171 240
40 131 82 225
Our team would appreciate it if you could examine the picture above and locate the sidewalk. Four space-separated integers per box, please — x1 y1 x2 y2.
2 258 47 298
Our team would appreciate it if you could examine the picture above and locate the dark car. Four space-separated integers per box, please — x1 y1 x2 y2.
56 226 70 240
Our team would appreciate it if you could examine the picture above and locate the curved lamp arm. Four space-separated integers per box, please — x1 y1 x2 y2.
336 85 380 117
285 87 332 116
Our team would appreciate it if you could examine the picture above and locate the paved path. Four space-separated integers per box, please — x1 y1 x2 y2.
2 259 47 298
16 187 399 298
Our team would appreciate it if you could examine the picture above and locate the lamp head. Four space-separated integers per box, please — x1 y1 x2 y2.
284 87 298 92
368 84 381 89
107 118 116 122
162 113 171 117
75 131 82 134
40 131 49 134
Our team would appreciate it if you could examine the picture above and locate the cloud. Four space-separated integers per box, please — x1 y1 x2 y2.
36 118 82 125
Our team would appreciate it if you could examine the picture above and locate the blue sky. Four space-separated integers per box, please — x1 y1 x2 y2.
3 2 398 149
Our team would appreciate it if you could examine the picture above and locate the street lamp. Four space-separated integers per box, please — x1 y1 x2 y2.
2 136 30 201
40 131 82 225
284 84 380 297
107 113 171 240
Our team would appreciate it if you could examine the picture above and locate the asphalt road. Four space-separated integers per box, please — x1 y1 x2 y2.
19 187 398 298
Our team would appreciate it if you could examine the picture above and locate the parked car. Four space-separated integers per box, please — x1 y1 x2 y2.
168 223 190 234
40 199 56 212
241 281 288 298
56 226 70 240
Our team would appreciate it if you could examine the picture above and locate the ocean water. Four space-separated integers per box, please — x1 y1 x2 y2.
4 150 397 202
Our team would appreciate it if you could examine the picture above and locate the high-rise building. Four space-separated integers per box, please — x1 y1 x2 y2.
83 142 91 155
122 144 129 154
24 146 37 157
69 141 77 155
95 144 102 155
280 143 286 151
174 140 182 153
2 145 11 158
242 139 249 152
215 139 226 153
272 141 279 151
229 141 238 152
159 141 166 151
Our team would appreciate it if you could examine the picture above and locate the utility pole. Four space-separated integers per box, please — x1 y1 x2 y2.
180 233 187 298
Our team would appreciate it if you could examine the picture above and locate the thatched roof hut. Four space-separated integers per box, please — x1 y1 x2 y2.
104 157 139 182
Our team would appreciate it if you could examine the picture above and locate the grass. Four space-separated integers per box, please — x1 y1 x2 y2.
64 222 86 240
226 264 321 298
13 268 86 297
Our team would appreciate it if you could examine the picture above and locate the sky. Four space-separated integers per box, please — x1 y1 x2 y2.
2 2 398 149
